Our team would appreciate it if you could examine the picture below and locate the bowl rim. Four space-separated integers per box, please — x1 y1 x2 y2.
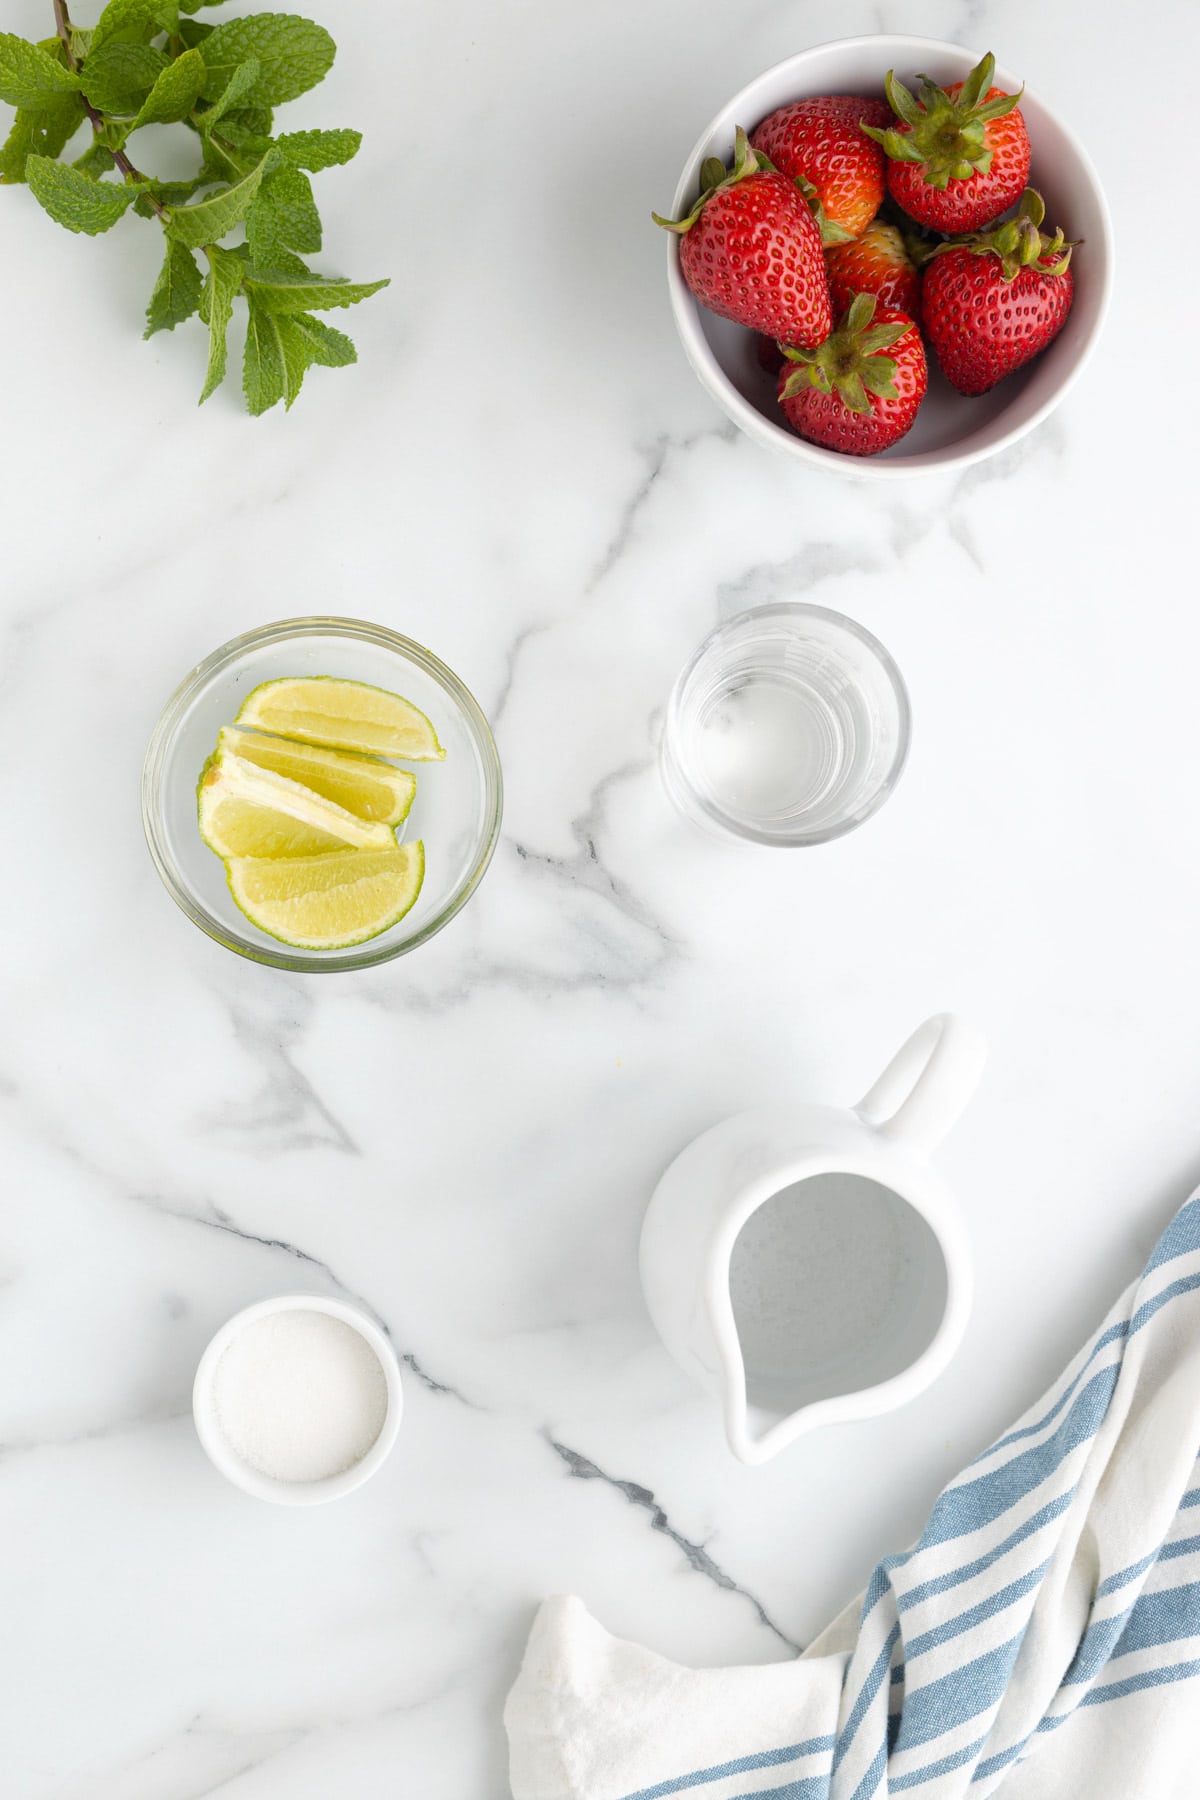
141 614 504 973
192 1292 404 1506
665 33 1115 479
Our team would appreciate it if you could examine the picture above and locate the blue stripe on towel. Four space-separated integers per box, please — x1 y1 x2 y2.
898 1494 1074 1612
888 1731 991 1789
832 1627 900 1770
1095 1549 1161 1598
975 1321 1128 1466
973 1254 1200 1469
1079 1655 1200 1707
914 1368 1116 1551
1113 1581 1200 1655
916 1274 1200 1556
974 1632 1200 1780
618 1738 836 1800
846 1739 888 1800
892 1634 1024 1752
1160 1533 1200 1562
1146 1196 1200 1270
905 1560 1051 1661
729 1778 830 1800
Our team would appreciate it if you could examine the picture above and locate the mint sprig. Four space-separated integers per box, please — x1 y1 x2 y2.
0 2 388 414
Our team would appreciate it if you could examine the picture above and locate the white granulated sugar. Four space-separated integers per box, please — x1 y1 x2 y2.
213 1308 389 1484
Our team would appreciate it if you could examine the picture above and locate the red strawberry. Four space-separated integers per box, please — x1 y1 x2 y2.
777 294 926 456
826 220 922 323
922 189 1075 395
862 52 1030 233
653 127 830 347
751 96 892 242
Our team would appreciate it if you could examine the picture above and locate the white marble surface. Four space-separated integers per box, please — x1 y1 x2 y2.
2 0 1198 1792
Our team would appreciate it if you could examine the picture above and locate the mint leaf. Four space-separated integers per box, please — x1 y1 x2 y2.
145 175 204 202
167 150 272 248
243 295 288 414
26 156 138 233
202 130 269 183
199 56 260 129
133 173 204 217
129 46 205 128
217 121 274 151
91 0 179 51
144 236 202 335
80 42 168 115
0 93 85 183
285 310 355 366
242 270 388 313
223 104 273 137
276 127 360 171
180 0 230 11
246 308 356 411
272 315 317 407
247 163 320 266
178 19 215 47
0 33 80 109
72 137 118 176
199 243 243 402
200 14 335 107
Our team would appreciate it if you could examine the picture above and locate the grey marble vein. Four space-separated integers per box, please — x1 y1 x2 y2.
490 618 554 731
584 422 737 599
103 1720 311 1800
352 750 683 1009
510 752 680 978
545 1435 801 1653
490 420 737 732
716 539 889 620
197 993 359 1156
131 1193 476 1406
0 1402 189 1459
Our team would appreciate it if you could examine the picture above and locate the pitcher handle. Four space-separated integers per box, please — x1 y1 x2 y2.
856 1014 987 1155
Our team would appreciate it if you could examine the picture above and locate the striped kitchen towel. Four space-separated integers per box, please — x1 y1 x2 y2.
505 1193 1200 1799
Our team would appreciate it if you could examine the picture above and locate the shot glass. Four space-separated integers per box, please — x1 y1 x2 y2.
660 603 910 846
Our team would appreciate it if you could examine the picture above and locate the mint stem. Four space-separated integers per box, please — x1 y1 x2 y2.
52 0 169 218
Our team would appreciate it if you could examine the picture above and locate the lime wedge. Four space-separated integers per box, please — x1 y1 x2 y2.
227 843 426 949
217 726 417 826
198 754 398 859
235 677 445 762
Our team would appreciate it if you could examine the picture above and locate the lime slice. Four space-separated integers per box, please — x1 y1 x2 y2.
235 677 445 762
227 843 426 949
217 726 417 826
198 754 398 859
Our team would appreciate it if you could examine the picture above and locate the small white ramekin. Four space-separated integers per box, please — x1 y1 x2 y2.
664 35 1114 478
192 1294 404 1505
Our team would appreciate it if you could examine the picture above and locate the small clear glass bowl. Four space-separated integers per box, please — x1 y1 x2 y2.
142 617 503 972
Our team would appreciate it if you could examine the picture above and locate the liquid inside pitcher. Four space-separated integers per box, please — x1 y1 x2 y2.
728 1174 950 1414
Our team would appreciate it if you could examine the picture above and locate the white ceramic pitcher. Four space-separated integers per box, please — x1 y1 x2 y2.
639 1015 987 1465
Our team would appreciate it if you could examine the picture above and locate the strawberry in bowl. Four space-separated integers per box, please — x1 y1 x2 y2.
653 128 829 347
826 219 923 324
777 295 927 456
922 189 1075 395
861 52 1030 234
750 95 892 242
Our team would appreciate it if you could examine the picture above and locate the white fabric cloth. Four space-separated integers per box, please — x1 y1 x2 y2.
506 1194 1200 1800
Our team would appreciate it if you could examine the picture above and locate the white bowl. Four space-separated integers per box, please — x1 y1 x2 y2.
193 1295 404 1506
664 35 1113 478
